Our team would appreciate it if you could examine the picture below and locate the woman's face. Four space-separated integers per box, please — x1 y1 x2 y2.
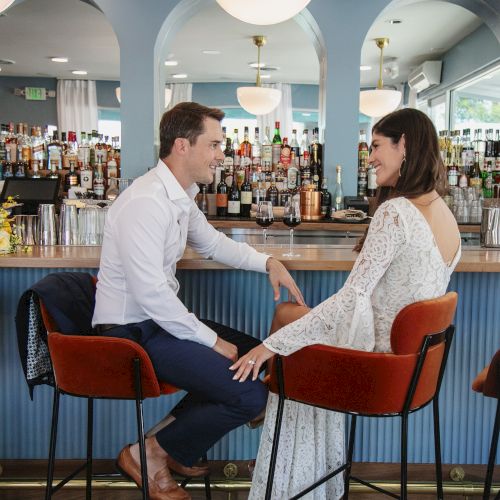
368 132 405 187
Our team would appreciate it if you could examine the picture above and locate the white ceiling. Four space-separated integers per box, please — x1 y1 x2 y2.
0 0 487 89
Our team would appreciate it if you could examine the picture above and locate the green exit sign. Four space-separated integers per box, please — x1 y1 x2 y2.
25 87 46 101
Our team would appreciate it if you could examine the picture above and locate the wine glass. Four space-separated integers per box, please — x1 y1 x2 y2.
256 201 274 247
282 199 301 257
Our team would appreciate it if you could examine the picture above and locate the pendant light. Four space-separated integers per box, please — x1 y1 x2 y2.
359 37 402 118
216 0 311 25
0 1 15 14
237 36 281 116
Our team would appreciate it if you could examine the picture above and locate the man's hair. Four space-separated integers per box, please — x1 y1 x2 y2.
159 102 225 158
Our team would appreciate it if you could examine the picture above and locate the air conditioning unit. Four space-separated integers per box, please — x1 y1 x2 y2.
407 61 442 92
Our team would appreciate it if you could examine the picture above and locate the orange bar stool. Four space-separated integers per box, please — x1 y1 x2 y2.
472 349 500 500
265 292 458 500
38 274 211 500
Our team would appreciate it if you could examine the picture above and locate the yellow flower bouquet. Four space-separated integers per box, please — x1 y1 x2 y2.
0 196 23 254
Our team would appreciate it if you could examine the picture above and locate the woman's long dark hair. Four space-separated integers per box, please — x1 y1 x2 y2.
354 108 447 252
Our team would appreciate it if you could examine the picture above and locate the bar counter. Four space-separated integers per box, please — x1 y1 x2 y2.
0 241 498 468
0 243 499 272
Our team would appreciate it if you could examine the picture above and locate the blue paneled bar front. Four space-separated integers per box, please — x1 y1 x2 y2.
0 260 499 465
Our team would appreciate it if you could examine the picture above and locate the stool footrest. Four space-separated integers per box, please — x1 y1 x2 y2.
290 463 347 500
49 462 88 494
351 476 400 499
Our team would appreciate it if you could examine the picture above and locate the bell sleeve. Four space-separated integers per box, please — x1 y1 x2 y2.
264 200 408 356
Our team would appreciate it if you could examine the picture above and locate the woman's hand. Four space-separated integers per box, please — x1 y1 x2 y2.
229 344 275 382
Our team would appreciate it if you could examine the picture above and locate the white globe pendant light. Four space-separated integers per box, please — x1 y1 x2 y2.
216 0 311 25
0 1 15 14
237 36 281 116
359 38 402 118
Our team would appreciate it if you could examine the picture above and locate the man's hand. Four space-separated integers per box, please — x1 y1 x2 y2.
266 257 305 305
229 344 275 382
213 336 238 362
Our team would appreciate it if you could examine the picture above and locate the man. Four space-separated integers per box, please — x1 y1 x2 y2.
93 102 304 500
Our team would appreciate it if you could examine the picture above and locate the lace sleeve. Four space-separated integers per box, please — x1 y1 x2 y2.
264 200 407 355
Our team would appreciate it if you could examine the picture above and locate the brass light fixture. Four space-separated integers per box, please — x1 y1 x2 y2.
359 37 402 117
237 36 281 116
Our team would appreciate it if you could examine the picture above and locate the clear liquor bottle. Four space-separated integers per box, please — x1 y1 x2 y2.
261 126 272 172
332 165 344 212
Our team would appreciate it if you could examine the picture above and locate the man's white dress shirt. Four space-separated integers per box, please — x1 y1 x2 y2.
92 160 269 347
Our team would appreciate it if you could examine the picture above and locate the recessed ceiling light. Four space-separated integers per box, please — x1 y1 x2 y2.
249 62 266 68
360 65 372 71
51 57 68 63
172 73 187 79
164 60 178 66
202 50 221 55
260 74 271 79
302 112 311 117
72 70 87 75
386 19 402 24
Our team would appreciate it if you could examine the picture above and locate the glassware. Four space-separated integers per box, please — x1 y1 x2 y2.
255 201 274 246
282 199 301 257
38 204 57 245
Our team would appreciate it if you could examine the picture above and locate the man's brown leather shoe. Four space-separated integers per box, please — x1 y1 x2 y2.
116 444 191 500
166 455 209 478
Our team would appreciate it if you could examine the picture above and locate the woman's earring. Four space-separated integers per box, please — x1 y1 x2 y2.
399 152 406 177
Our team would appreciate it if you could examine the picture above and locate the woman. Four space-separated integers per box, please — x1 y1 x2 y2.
230 108 461 499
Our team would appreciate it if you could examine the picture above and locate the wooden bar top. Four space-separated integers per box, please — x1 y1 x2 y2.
1 244 499 272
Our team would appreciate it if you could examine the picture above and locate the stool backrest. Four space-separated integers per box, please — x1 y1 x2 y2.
484 350 500 399
40 274 161 399
391 292 458 355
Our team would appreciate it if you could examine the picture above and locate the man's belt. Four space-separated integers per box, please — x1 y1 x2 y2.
94 323 120 335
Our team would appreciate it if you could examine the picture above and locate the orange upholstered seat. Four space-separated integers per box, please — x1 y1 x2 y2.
266 292 458 500
471 349 500 499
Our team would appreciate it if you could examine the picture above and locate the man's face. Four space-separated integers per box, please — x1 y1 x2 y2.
184 117 224 185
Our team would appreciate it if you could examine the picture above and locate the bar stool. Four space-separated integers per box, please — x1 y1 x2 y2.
265 292 458 500
472 349 500 500
37 273 211 500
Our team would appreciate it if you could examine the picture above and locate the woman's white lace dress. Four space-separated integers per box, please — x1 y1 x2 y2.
249 197 461 500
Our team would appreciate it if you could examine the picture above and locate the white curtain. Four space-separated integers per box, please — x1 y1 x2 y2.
166 83 192 111
257 83 293 139
56 80 98 137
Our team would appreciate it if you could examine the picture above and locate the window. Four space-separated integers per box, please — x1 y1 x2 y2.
98 108 121 146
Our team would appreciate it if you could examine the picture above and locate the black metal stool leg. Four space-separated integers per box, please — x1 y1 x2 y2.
484 400 500 500
344 415 357 500
134 359 149 500
86 397 94 500
202 453 211 499
45 387 60 500
433 398 444 500
401 413 409 500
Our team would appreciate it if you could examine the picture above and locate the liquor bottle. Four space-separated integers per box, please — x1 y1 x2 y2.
357 130 369 197
252 173 266 206
447 164 458 187
289 129 300 159
473 128 486 169
300 129 310 157
197 184 209 215
271 121 282 167
227 173 241 216
240 168 253 217
5 122 17 163
367 165 378 197
239 126 252 162
216 171 228 216
483 161 493 198
266 172 279 207
80 163 93 190
93 163 105 200
310 143 321 190
221 127 227 150
461 128 474 176
3 149 14 178
232 129 240 171
469 152 482 189
222 138 234 188
31 126 45 170
279 179 291 207
485 129 495 162
31 159 41 179
301 151 311 188
287 159 300 197
280 137 291 167
310 127 323 165
332 165 344 212
78 132 90 167
64 160 79 192
48 159 60 179
261 126 273 172
252 127 261 168
105 177 119 201
107 155 119 181
320 177 331 218
47 131 63 171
